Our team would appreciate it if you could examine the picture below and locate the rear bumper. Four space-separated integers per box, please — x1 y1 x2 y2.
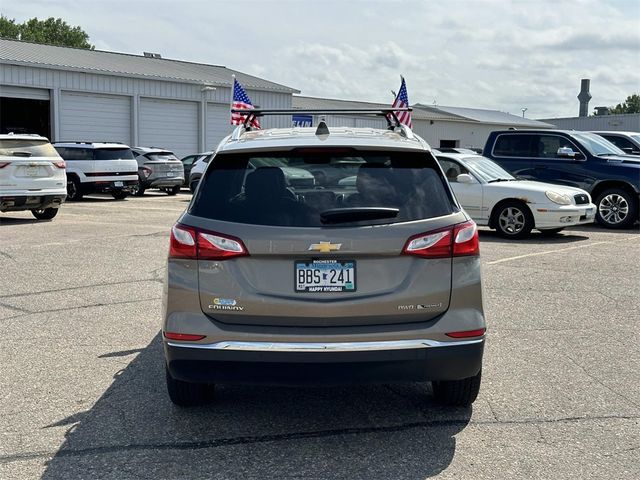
0 194 66 212
82 180 137 194
144 176 184 188
165 337 485 385
534 202 596 229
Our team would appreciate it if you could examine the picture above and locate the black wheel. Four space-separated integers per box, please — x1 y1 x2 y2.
112 190 128 200
538 228 564 236
432 370 482 407
66 177 83 201
165 366 215 407
132 183 146 197
167 185 181 196
595 188 638 229
493 201 534 239
31 208 59 220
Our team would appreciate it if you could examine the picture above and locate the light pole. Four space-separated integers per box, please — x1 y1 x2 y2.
521 107 528 118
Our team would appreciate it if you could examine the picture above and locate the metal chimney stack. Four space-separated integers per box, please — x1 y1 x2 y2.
577 79 592 117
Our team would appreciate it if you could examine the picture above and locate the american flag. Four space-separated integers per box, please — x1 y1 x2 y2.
391 76 412 129
231 78 260 128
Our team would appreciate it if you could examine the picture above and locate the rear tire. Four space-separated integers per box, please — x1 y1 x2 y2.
112 190 128 200
31 208 59 220
165 366 215 407
432 370 482 407
493 201 534 239
538 228 564 236
595 188 638 229
167 185 181 196
132 184 146 196
66 177 83 201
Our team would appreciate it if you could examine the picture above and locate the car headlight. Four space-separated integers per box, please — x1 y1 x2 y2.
545 191 572 205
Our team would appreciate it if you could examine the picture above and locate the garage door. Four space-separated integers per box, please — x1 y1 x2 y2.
206 103 234 152
140 98 198 158
0 85 50 100
60 92 131 144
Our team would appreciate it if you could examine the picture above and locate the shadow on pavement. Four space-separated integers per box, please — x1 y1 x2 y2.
42 333 471 479
478 228 590 244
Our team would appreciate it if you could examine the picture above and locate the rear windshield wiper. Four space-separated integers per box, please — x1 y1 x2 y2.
11 151 32 157
320 207 399 224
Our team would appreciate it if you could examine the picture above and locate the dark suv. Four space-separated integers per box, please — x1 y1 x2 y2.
483 130 640 228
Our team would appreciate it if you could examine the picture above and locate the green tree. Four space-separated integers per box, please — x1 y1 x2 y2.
0 16 93 49
609 94 640 114
0 15 20 39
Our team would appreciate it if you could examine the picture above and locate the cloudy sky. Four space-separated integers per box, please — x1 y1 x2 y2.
4 0 639 118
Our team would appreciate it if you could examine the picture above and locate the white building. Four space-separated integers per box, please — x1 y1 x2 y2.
0 38 298 157
538 113 640 132
293 96 553 150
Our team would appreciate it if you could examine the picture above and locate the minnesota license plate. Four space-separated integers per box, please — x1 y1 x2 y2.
295 260 356 292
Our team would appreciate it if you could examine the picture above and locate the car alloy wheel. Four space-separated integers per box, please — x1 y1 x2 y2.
66 178 82 201
598 193 629 225
499 207 526 235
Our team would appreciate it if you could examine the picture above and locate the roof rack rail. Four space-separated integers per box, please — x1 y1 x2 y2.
230 108 413 131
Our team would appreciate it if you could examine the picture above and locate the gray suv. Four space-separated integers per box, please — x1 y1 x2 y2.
131 147 185 196
163 109 486 407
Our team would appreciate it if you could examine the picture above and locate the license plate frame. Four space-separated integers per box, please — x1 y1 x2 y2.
295 259 356 293
114 181 124 187
26 166 39 177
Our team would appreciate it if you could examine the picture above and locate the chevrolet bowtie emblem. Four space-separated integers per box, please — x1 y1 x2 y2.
308 241 342 253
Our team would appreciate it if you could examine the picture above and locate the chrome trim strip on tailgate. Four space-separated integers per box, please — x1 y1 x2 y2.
166 338 484 352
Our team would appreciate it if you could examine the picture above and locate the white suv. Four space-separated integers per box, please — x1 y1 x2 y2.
52 142 139 200
0 134 66 220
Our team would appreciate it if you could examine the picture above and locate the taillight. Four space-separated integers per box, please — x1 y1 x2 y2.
403 228 452 258
446 328 486 338
169 223 248 260
0 162 11 169
164 332 206 341
169 224 197 258
452 220 479 256
140 166 152 178
197 231 248 260
402 220 479 259
53 160 66 168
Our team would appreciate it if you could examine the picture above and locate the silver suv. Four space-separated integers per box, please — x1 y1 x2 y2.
163 109 486 407
131 147 185 196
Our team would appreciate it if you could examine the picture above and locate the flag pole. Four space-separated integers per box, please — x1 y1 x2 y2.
230 74 236 125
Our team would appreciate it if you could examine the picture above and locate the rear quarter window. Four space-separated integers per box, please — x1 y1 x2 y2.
493 134 537 157
190 149 455 227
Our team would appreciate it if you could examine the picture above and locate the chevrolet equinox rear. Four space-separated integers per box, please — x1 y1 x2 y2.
163 109 486 407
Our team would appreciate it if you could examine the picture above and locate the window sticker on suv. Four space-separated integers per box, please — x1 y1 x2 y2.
190 150 454 227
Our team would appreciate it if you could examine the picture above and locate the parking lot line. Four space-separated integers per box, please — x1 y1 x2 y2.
486 237 638 266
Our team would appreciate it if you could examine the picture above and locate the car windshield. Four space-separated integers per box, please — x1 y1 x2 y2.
462 156 515 182
191 149 455 227
572 132 626 156
94 148 135 160
0 139 60 157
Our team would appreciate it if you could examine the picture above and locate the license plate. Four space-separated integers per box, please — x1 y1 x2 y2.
114 181 123 187
166 172 174 177
26 166 39 177
295 260 356 292
585 207 595 217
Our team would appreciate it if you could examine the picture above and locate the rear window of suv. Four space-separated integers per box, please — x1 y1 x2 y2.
94 148 135 160
0 139 60 158
190 149 454 227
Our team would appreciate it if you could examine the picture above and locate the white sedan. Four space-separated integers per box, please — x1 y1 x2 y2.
435 152 596 238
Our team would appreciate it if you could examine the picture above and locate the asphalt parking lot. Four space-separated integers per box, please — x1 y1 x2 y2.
1 193 639 480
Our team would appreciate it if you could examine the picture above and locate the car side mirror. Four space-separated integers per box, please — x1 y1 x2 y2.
457 173 475 184
557 147 577 158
